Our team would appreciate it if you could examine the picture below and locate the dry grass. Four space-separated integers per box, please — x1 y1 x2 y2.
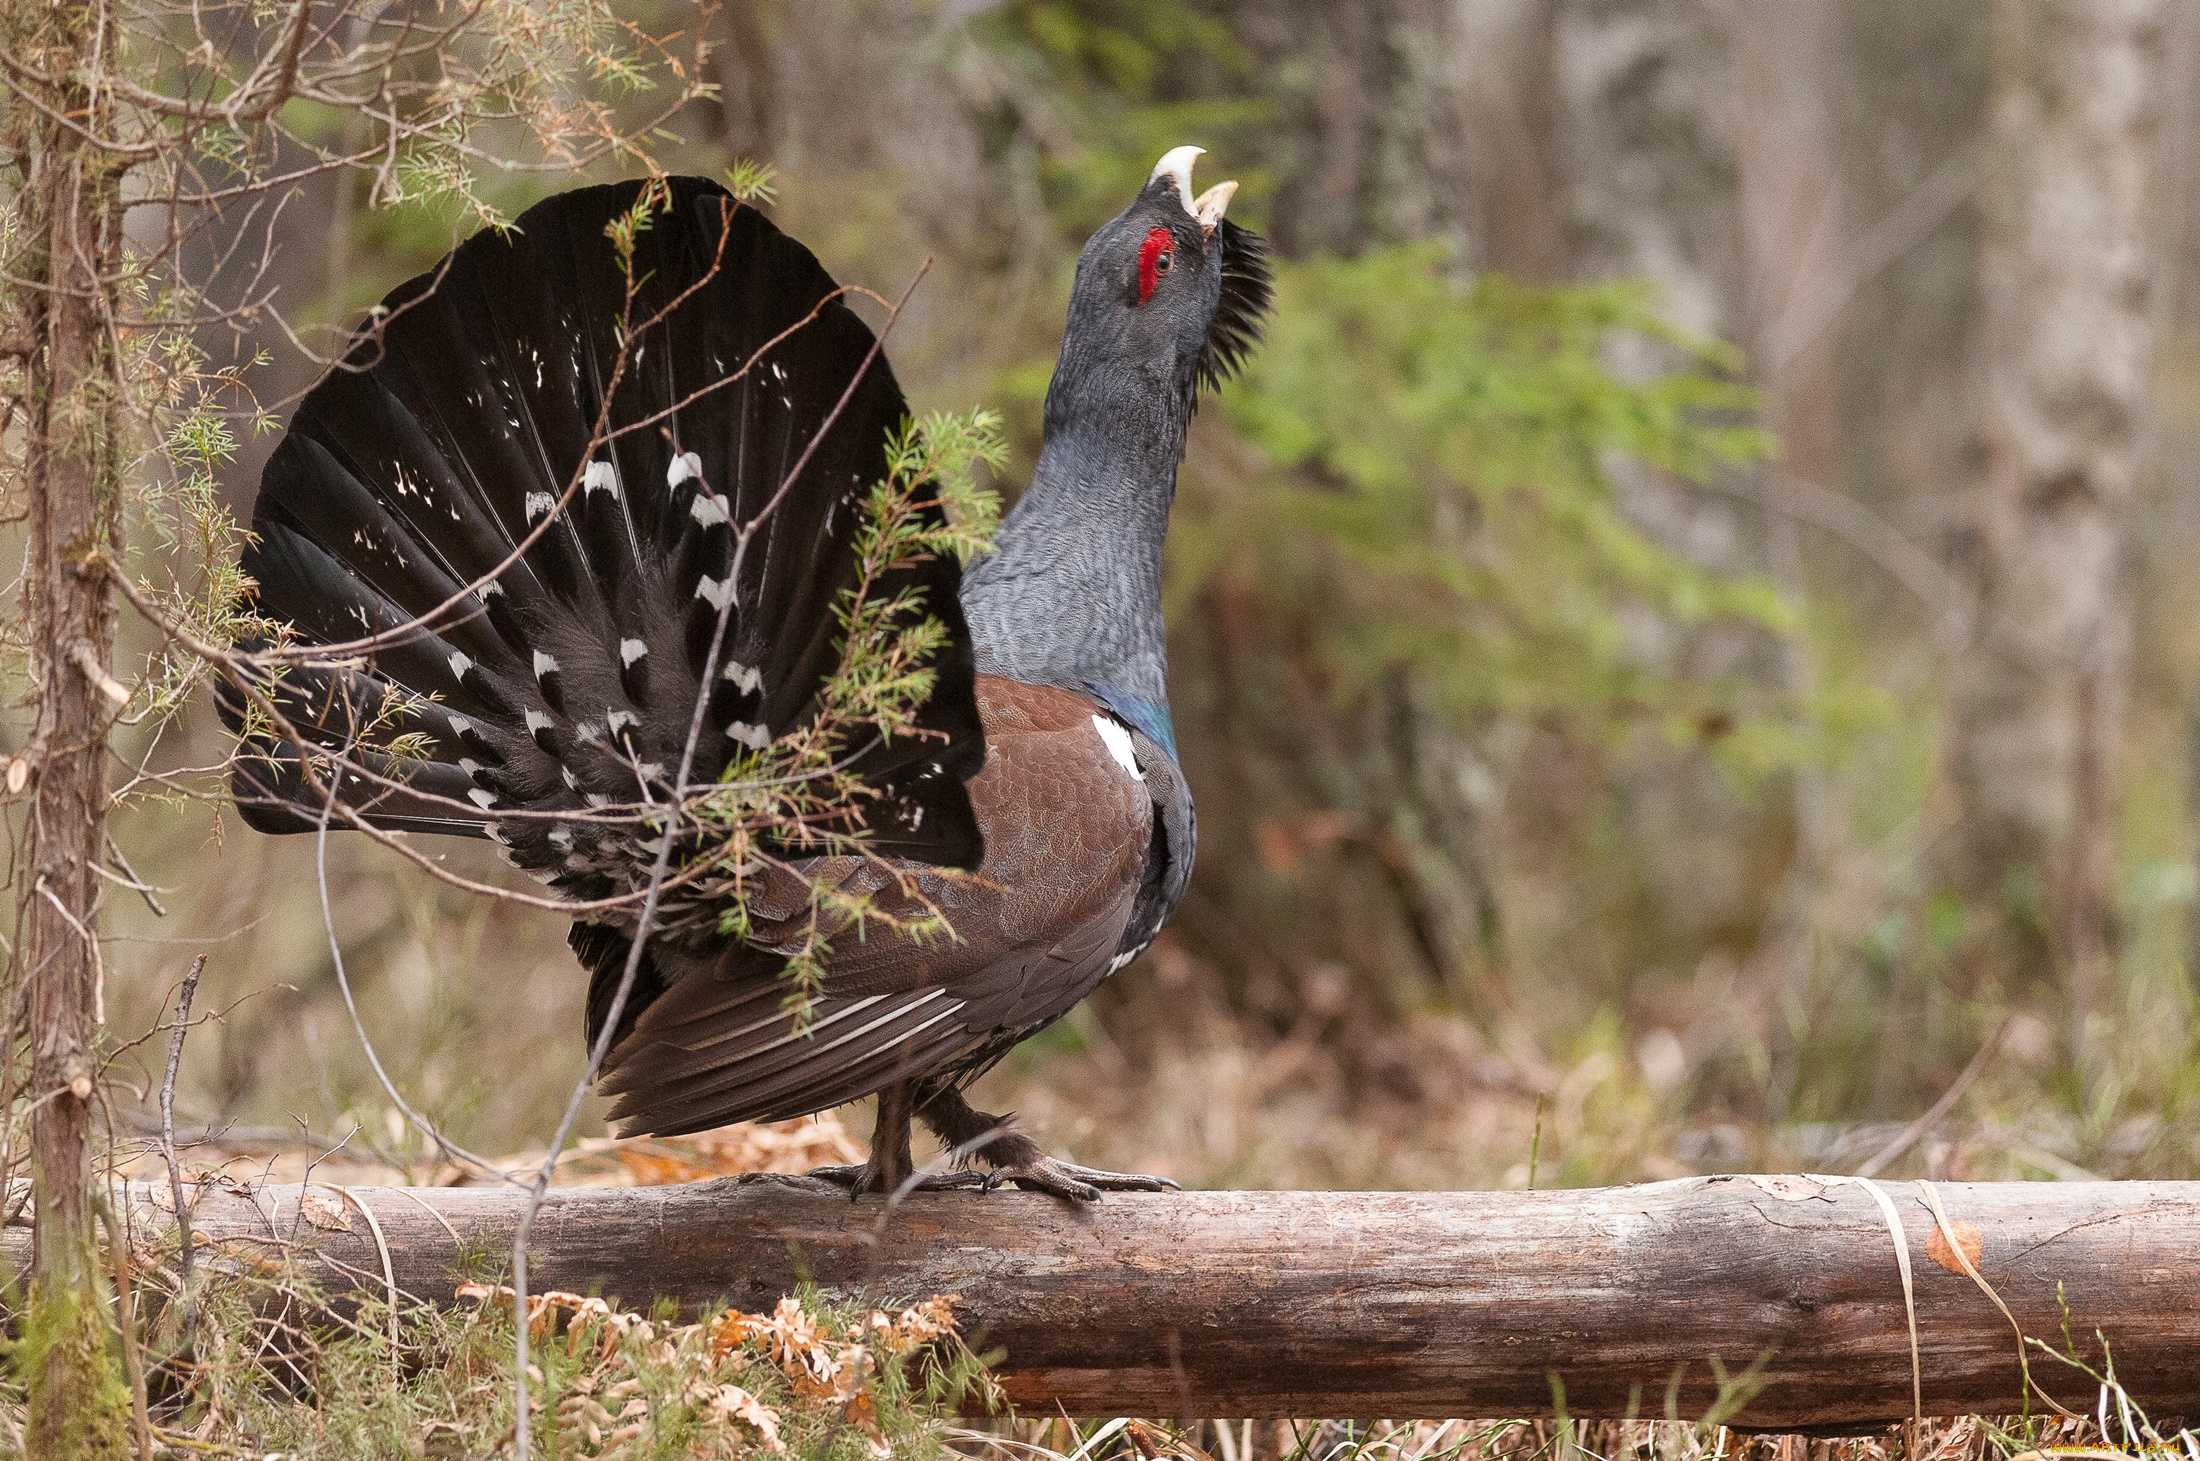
49 716 2200 1456
34 1096 2193 1459
951 1414 2198 1461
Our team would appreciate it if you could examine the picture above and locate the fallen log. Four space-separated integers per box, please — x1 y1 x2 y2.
17 1174 2198 1428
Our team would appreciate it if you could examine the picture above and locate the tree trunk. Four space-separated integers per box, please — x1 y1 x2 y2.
1439 0 1567 282
1731 1 1848 1119
1943 0 2163 1023
1548 0 1796 973
14 0 130 1451
55 1175 2200 1426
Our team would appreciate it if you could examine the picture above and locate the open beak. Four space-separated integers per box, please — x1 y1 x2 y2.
1192 180 1238 240
1151 146 1238 241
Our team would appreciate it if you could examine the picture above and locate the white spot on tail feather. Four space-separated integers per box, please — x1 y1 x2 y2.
548 824 573 848
523 492 556 522
722 659 762 693
695 576 734 612
525 710 553 735
447 652 473 680
619 638 648 666
606 710 637 736
689 493 730 527
448 716 471 736
666 451 703 488
467 789 499 809
583 459 620 496
533 651 560 679
726 720 770 750
1092 716 1143 780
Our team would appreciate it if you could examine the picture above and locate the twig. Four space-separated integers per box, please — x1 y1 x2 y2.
310 774 512 1185
68 639 131 705
1765 143 1980 370
506 250 933 1461
160 953 206 1338
115 1105 349 1150
1528 1095 1544 1191
1853 1017 2011 1179
88 859 167 912
94 1195 155 1461
101 832 167 916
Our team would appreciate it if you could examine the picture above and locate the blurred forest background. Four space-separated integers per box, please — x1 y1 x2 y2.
89 0 2200 1192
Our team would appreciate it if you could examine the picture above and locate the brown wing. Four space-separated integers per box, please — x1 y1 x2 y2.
595 676 1151 1136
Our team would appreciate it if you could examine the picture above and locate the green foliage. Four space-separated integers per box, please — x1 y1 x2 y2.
10 1273 132 1460
696 407 1006 1021
969 1 1270 232
1182 244 1787 752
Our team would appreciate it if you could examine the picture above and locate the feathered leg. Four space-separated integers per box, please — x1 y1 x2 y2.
915 1086 1179 1201
805 1079 984 1196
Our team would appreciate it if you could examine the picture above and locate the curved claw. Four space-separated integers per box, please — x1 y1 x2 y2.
804 1163 868 1190
804 1162 990 1197
903 1168 989 1194
979 1158 1182 1202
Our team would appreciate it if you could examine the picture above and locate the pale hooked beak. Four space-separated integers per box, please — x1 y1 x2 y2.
1192 180 1238 237
1150 146 1238 239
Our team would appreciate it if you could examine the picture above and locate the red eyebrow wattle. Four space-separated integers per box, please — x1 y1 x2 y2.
1137 227 1174 304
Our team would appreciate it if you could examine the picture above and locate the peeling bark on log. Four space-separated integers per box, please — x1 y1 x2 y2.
29 1176 2200 1427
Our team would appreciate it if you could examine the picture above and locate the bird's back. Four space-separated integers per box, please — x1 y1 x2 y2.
589 674 1157 1134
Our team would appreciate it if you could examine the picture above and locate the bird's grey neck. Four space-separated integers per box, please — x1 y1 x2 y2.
960 416 1181 709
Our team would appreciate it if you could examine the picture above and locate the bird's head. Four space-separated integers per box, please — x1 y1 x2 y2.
1046 146 1273 434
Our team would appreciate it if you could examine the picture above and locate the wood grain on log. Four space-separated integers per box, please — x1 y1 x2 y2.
29 1175 2199 1428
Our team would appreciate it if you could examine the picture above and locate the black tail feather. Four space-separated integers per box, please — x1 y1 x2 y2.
234 178 986 900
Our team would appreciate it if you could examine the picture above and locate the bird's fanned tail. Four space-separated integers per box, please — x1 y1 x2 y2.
224 178 987 908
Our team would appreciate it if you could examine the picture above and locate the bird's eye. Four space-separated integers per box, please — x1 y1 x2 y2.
1136 226 1175 305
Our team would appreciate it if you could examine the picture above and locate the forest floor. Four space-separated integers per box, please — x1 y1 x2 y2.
48 1008 2191 1460
63 810 2199 1458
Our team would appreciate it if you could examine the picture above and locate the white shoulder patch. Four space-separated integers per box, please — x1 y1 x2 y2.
1091 715 1143 780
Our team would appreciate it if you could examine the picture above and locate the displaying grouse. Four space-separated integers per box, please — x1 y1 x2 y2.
226 148 1270 1198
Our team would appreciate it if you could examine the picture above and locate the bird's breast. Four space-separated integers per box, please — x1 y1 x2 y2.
958 675 1153 944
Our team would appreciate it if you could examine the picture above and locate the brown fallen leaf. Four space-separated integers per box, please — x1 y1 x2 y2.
299 1189 354 1232
1927 1219 1984 1275
1749 1175 1826 1202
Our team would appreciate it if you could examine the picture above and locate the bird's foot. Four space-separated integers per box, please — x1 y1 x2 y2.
804 1162 989 1198
978 1157 1181 1201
